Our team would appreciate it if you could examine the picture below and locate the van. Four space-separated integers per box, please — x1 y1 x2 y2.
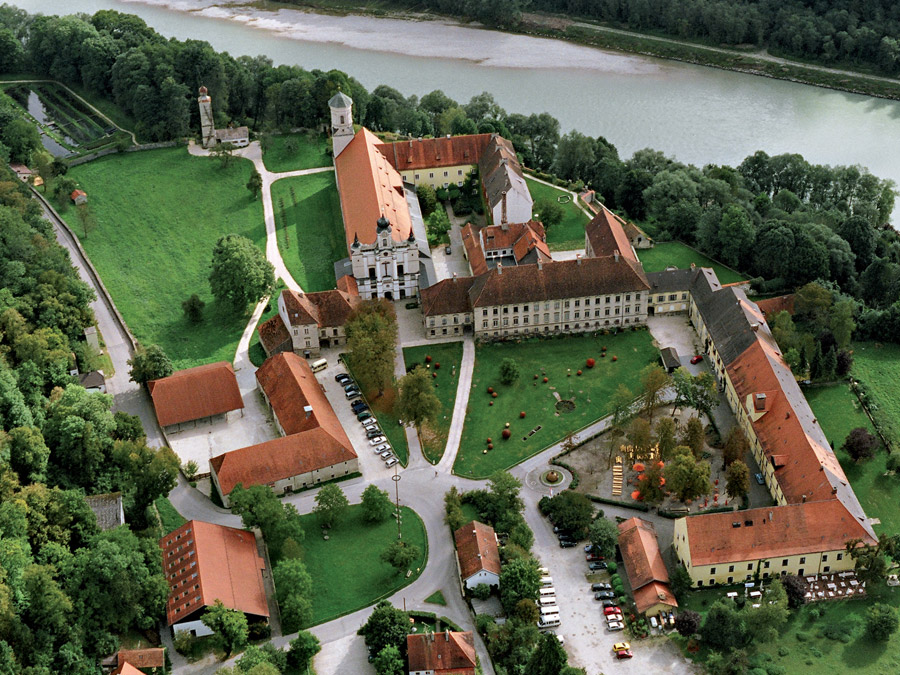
537 614 560 629
311 358 328 373
538 596 557 607
539 604 559 617
540 576 553 587
539 587 556 598
537 567 550 576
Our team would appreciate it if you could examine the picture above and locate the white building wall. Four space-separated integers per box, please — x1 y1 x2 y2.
173 618 214 638
464 570 500 589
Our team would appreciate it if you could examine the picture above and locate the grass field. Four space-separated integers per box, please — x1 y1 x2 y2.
64 148 266 369
271 173 346 292
454 330 658 478
403 342 464 464
805 383 898 535
852 342 900 448
262 132 331 173
155 497 187 533
637 242 746 285
525 177 589 250
299 504 427 626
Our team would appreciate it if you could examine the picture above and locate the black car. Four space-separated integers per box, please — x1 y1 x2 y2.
335 373 351 384
595 591 616 600
602 600 618 608
559 539 576 548
343 382 359 393
351 401 368 412
366 429 383 439
588 561 608 571
591 583 612 592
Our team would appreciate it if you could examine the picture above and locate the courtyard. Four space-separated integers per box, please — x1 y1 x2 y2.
454 330 658 478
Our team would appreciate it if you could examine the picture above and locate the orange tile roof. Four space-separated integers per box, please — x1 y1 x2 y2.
159 520 268 626
210 427 357 495
461 223 488 276
282 289 318 326
454 520 501 581
511 225 551 263
633 581 678 615
112 663 143 675
148 362 244 427
684 500 875 566
407 632 477 673
257 315 291 356
334 128 412 250
756 294 795 320
617 517 670 590
116 649 165 669
377 134 492 171
255 352 351 440
585 205 638 263
336 274 359 295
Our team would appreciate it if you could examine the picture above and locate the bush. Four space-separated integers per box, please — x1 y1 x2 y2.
471 583 492 601
606 561 617 574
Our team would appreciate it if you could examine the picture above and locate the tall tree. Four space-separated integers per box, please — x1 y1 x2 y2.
499 557 541 614
201 599 249 656
127 344 174 385
395 367 440 437
373 644 405 675
722 426 749 467
274 558 313 632
525 632 568 675
380 540 421 575
843 427 878 461
654 417 678 461
246 167 262 199
588 518 619 560
361 484 394 524
680 416 706 458
725 460 750 500
314 483 349 528
664 452 711 503
627 417 653 460
358 601 410 657
640 364 669 420
208 234 275 311
346 300 398 397
286 631 321 671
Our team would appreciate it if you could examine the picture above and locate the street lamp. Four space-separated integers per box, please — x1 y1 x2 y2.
392 463 402 540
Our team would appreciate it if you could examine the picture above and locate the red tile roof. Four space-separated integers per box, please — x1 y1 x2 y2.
420 276 477 317
282 289 318 326
116 649 165 669
407 632 477 673
632 581 678 615
159 520 268 626
585 205 638 263
148 362 244 427
336 274 359 295
112 663 143 675
618 518 670 590
70 189 87 200
454 520 501 581
255 352 351 439
683 500 875 566
334 128 412 250
755 294 795 320
258 315 291 356
210 428 357 495
377 134 492 171
461 223 488 276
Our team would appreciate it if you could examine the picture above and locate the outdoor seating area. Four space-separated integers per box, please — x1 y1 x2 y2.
802 572 866 602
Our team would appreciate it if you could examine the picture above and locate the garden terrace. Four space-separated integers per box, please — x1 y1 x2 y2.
524 176 590 250
454 330 658 478
637 242 746 285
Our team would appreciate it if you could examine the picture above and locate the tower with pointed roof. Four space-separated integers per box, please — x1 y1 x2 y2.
198 86 216 149
329 90 354 158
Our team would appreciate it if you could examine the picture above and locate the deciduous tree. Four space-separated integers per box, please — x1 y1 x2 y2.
373 644 405 675
361 484 394 524
640 364 669 420
588 518 618 560
525 632 567 675
654 417 678 461
287 631 321 671
246 167 262 199
314 483 349 528
201 599 248 656
346 300 398 397
380 540 421 575
181 294 205 323
499 557 541 614
209 234 275 312
680 416 706 458
127 344 174 385
843 427 878 461
274 558 313 632
543 490 592 536
395 367 440 436
627 417 653 460
674 609 701 636
866 603 899 641
358 601 410 656
500 358 520 385
725 460 750 500
664 452 711 503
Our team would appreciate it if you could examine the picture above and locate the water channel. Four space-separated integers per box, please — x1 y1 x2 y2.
9 0 900 206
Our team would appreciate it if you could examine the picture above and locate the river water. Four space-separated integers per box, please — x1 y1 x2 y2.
10 0 900 204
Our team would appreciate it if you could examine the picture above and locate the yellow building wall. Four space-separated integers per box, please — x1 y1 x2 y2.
400 163 475 190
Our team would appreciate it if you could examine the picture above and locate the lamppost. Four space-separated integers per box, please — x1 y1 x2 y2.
392 462 402 540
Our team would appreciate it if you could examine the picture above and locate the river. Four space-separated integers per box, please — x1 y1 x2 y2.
9 0 900 205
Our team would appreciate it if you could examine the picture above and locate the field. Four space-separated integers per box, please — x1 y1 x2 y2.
637 241 746 285
271 173 346 292
454 330 658 478
298 505 427 626
524 176 590 250
805 383 898 535
63 148 266 369
403 342 465 463
262 132 331 173
852 342 900 448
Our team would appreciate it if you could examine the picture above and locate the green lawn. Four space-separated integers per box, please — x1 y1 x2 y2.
525 176 589 250
403 342 464 464
805 383 898 536
248 282 287 367
454 330 658 478
63 148 266 370
298 504 427 626
852 342 900 448
262 132 331 173
424 590 447 606
271 173 346 292
155 497 187 533
343 360 410 465
637 241 746 285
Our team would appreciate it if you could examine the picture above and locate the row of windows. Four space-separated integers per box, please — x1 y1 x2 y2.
480 294 639 317
173 595 202 614
652 293 688 302
478 319 634 337
414 169 465 180
481 306 639 328
708 553 844 576
165 529 192 547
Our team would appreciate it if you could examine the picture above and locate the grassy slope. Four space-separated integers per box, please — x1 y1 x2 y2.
852 342 900 447
63 148 266 369
155 497 187 533
525 176 589 249
271 173 346 292
262 132 331 173
637 241 746 285
403 342 464 464
455 330 657 478
299 504 427 626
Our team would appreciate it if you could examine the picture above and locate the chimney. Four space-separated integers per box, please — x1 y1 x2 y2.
690 262 696 269
754 393 766 412
750 323 759 332
453 272 458 283
537 258 543 271
576 254 582 266
445 630 450 641
446 134 451 139
832 486 838 495
303 405 313 418
613 250 620 262
501 190 508 226
497 262 503 275
802 494 807 503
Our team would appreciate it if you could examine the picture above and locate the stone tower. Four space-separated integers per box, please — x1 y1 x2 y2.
328 90 354 158
198 86 216 149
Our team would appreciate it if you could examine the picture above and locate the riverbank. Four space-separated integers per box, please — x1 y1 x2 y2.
273 0 900 101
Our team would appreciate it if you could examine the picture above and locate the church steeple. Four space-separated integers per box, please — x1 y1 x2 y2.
328 90 354 158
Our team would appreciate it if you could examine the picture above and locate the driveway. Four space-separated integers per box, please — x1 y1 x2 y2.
432 223 471 281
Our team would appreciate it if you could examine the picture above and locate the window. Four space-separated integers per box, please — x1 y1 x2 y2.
544 313 550 323
453 316 458 324
800 557 806 564
837 553 843 560
493 308 498 315
429 318 435 327
503 318 508 326
823 566 830 573
369 267 376 280
615 295 620 302
524 305 529 311
443 171 448 177
398 264 404 276
747 564 753 571
782 559 788 567
482 309 488 316
458 169 463 175
605 309 610 316
513 317 519 325
575 299 581 307
554 301 560 309
503 307 509 314
429 172 434 178
822 554 828 561
624 306 630 314
441 318 447 326
668 294 677 301
727 576 733 583
698 580 703 587
482 321 487 328
728 565 734 573
415 174 420 180
564 300 570 308
492 319 498 327
711 567 716 574
764 561 770 568
625 294 631 301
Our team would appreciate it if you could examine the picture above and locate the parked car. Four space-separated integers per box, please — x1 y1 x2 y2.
615 649 633 660
357 411 372 422
380 450 393 459
385 457 398 467
335 373 351 384
690 355 703 364
351 400 368 411
588 561 608 571
559 539 576 548
363 423 379 433
369 436 386 445
607 621 625 632
591 583 612 592
755 472 765 485
366 429 383 439
405 301 419 310
343 382 359 393
613 643 631 652
586 552 604 562
595 591 615 600
373 444 390 454
603 606 622 616
345 389 361 400
602 600 618 608
606 613 623 623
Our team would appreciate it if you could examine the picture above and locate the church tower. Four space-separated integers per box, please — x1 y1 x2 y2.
328 90 354 158
198 86 216 149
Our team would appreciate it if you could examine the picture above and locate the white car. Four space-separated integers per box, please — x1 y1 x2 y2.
380 451 393 459
385 457 398 467
368 436 386 446
360 416 376 426
373 444 390 453
363 422 379 432
607 621 625 632
606 613 623 623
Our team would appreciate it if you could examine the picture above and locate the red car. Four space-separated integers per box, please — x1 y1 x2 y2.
615 649 634 659
690 355 703 364
603 606 622 616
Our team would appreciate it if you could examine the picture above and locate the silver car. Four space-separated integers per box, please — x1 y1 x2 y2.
373 444 390 454
380 450 393 459
385 457 398 467
368 436 386 446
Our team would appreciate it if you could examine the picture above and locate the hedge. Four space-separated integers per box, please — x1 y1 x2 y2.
586 494 651 512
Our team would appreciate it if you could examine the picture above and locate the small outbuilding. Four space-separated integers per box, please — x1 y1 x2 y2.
618 517 678 617
71 189 88 205
9 163 33 181
148 361 245 433
453 520 501 591
85 492 125 531
78 370 107 394
660 347 681 373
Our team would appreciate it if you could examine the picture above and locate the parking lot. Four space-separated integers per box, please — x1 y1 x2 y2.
317 358 399 480
524 500 696 675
